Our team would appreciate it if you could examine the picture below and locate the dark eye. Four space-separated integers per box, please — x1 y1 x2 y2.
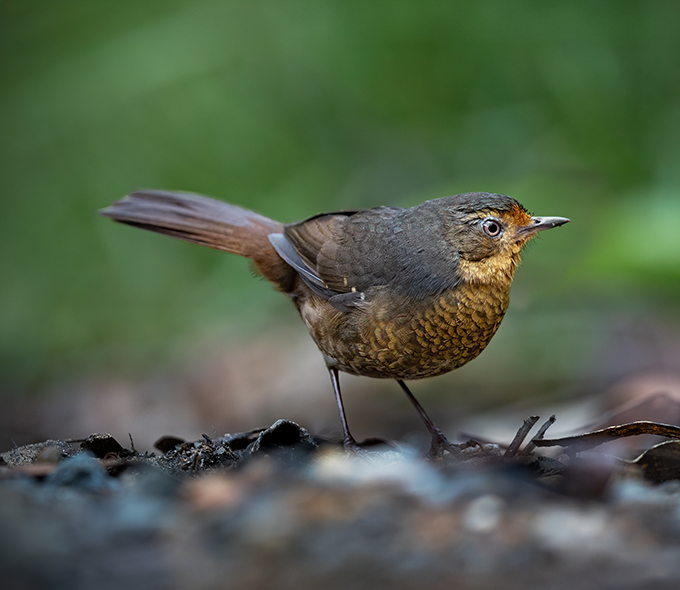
482 218 503 238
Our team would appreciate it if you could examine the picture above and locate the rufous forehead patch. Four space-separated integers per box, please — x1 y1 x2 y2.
507 202 533 226
466 202 533 228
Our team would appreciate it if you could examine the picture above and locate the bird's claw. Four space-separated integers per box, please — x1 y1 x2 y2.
426 429 464 460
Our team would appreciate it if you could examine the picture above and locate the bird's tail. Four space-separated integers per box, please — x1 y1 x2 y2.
100 190 294 290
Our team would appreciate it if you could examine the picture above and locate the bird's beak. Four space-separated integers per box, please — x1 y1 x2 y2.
519 216 570 236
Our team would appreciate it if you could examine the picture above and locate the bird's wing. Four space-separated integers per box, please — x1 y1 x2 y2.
281 208 406 294
267 232 337 298
274 205 461 307
268 211 357 298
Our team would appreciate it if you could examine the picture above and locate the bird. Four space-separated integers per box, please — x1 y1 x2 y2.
100 190 569 457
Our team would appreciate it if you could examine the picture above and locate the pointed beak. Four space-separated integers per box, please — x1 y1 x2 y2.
519 216 570 236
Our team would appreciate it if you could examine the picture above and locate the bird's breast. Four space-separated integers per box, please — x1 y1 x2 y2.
298 282 511 380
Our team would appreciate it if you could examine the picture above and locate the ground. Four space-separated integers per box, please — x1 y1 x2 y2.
3 416 680 590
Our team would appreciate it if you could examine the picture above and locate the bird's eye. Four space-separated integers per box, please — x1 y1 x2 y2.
482 218 503 238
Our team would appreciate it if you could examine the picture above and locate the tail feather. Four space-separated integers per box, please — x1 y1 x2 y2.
100 190 294 289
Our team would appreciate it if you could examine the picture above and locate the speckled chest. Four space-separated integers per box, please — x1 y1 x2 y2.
298 282 511 380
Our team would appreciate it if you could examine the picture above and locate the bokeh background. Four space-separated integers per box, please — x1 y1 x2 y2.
2 1 680 450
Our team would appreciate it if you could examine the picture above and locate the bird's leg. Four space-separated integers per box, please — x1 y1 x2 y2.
396 380 460 459
328 368 362 452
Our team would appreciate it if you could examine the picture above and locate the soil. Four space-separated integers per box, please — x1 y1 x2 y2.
3 417 680 590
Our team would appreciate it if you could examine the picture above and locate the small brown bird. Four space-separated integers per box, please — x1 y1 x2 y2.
100 190 568 456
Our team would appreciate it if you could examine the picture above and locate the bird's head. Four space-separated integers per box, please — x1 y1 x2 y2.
437 193 569 287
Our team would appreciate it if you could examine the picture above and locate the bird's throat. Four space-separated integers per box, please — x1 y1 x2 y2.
456 247 523 288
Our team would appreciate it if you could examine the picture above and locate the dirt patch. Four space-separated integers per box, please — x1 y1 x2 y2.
3 418 680 590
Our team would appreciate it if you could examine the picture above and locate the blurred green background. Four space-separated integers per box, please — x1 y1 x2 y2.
2 1 680 447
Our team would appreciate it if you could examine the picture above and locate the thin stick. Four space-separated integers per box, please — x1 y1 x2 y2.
504 415 539 458
522 414 556 455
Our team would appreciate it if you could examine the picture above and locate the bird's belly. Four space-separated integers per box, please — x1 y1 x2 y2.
301 285 510 380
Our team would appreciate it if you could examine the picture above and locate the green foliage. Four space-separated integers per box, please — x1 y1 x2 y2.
1 1 679 391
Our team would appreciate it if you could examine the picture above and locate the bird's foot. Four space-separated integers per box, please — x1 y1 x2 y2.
342 436 364 454
426 428 465 460
342 436 396 456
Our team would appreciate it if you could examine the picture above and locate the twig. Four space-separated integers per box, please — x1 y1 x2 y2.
505 415 539 458
523 415 556 455
533 421 680 453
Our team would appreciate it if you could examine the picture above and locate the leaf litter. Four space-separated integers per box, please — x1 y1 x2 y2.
3 411 680 590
